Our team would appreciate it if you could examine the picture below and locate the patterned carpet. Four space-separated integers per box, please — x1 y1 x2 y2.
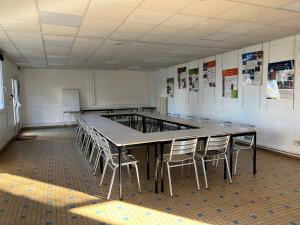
0 128 299 225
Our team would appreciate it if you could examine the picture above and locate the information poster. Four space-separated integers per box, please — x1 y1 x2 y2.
222 68 238 98
242 51 263 85
167 78 174 97
267 60 294 99
203 60 216 87
177 67 187 89
188 68 199 92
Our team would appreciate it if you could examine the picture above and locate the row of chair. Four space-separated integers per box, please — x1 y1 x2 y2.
75 115 141 199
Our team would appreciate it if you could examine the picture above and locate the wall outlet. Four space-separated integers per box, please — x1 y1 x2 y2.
294 140 300 146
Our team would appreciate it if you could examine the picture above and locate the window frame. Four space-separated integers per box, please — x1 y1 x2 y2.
0 60 5 112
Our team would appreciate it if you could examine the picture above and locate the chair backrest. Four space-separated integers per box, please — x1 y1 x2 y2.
220 121 233 127
169 137 198 161
95 136 118 166
186 115 195 120
204 135 230 156
236 124 256 147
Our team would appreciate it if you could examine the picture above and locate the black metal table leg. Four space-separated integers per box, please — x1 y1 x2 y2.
146 145 150 180
100 154 103 173
155 143 158 193
160 143 164 192
142 117 146 133
118 147 123 200
253 132 257 174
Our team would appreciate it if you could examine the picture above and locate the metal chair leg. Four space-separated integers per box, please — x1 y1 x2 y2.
193 159 200 191
134 164 141 192
224 155 232 183
107 168 116 200
234 150 240 175
89 144 96 164
166 163 173 197
126 165 131 181
100 160 108 187
201 157 208 189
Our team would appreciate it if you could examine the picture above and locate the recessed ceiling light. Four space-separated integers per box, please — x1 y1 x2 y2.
39 11 82 27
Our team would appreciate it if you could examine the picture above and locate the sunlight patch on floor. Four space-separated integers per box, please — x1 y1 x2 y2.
0 173 99 206
70 200 211 225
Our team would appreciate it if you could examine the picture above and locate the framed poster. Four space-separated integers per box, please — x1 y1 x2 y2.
188 68 199 92
222 68 238 98
177 67 187 89
203 60 216 87
267 60 294 99
167 78 174 97
242 51 263 85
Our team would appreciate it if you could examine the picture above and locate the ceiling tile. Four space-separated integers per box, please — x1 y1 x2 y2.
110 31 143 41
0 20 40 33
0 8 39 23
276 16 300 28
126 9 174 25
38 0 89 16
0 0 36 9
246 26 298 38
162 14 208 28
149 25 186 36
45 46 71 55
223 23 267 34
194 19 237 32
96 0 143 7
181 0 240 18
248 9 300 25
176 29 215 39
72 37 104 49
77 28 113 39
81 17 121 31
282 0 300 11
116 22 156 34
247 0 296 8
86 1 135 20
39 11 82 27
216 4 271 21
138 34 171 43
204 32 237 41
43 35 74 48
140 0 195 12
41 24 78 36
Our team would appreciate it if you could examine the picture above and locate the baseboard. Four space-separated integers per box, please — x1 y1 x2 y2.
0 134 18 155
258 145 300 159
21 123 76 130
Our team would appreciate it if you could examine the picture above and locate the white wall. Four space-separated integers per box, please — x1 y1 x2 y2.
150 34 300 156
21 69 151 127
0 57 19 150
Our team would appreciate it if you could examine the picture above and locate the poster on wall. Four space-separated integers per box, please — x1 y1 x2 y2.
242 51 263 85
167 78 174 97
177 67 187 89
188 68 199 92
203 60 216 87
267 60 294 99
222 68 238 98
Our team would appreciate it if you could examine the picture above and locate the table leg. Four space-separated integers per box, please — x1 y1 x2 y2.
118 147 123 200
100 154 103 173
253 132 257 174
229 136 233 176
160 143 164 192
147 145 150 180
142 117 146 133
155 143 158 193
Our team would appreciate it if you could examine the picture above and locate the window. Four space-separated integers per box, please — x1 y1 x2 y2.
0 61 4 110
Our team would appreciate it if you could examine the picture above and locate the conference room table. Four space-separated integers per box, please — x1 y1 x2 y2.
81 112 257 200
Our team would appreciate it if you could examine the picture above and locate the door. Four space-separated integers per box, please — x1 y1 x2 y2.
11 78 21 132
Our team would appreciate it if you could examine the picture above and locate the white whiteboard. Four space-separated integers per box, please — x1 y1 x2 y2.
62 89 80 112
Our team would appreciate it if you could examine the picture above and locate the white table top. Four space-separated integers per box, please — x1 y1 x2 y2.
81 113 256 147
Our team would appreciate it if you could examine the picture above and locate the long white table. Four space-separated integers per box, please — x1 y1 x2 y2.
81 113 257 200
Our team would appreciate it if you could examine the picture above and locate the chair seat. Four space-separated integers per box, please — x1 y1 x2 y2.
161 154 192 162
112 154 138 165
195 150 223 158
